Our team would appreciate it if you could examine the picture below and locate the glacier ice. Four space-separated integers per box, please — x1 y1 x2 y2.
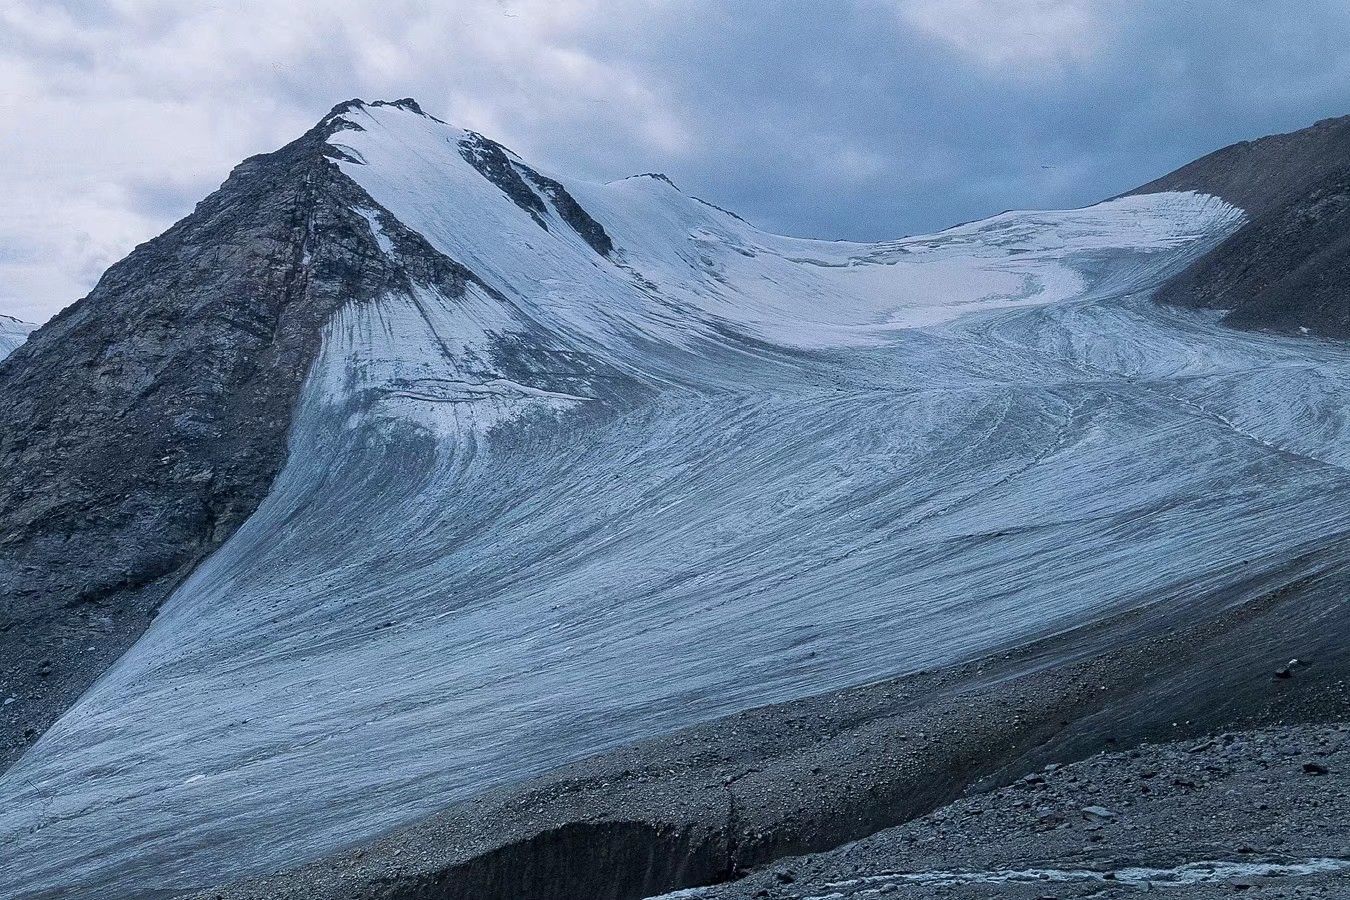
0 314 33 360
3 105 1350 897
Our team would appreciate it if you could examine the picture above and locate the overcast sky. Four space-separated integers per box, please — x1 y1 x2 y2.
6 0 1350 323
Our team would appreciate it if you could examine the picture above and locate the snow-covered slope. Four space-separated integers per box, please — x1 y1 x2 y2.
329 103 1242 355
0 313 34 359
6 102 1350 898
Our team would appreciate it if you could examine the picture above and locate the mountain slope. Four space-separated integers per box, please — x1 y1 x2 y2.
0 99 484 768
1132 114 1350 217
1132 114 1350 336
3 101 1350 900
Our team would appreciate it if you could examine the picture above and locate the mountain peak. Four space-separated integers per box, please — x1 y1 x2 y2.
623 171 681 189
325 102 615 257
326 96 433 119
378 97 427 115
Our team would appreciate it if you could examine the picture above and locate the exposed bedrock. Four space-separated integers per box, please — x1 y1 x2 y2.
1132 113 1350 337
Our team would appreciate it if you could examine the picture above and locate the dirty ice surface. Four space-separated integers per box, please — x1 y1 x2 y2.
5 104 1350 898
653 857 1350 898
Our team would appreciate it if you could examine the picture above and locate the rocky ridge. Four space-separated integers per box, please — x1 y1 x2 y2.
1132 114 1350 337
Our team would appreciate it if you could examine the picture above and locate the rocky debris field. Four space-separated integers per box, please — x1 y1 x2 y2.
690 723 1350 899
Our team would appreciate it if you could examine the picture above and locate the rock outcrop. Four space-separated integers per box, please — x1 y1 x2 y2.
1132 114 1350 337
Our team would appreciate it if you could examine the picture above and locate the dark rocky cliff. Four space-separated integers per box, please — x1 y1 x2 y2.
0 100 473 768
1131 114 1350 338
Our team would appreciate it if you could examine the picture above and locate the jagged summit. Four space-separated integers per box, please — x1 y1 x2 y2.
622 171 680 188
319 99 617 256
376 97 431 116
324 96 436 122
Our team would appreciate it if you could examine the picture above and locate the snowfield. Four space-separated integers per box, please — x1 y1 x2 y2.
0 313 33 359
4 104 1350 898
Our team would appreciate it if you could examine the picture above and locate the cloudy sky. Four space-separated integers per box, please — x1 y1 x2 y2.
6 0 1350 323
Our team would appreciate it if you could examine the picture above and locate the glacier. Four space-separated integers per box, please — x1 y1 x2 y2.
0 314 33 360
4 103 1350 898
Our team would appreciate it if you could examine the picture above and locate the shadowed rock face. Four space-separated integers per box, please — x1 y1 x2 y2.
1160 169 1350 337
457 130 614 257
1132 114 1350 338
0 100 475 769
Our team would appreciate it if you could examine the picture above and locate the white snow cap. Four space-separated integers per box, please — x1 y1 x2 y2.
324 99 1244 352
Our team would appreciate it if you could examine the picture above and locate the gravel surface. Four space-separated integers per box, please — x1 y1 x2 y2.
692 723 1350 899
